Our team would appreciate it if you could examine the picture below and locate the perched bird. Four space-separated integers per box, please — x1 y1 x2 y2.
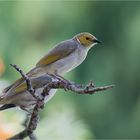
0 32 101 112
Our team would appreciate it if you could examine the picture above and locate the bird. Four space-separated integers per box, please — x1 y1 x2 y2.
0 32 101 112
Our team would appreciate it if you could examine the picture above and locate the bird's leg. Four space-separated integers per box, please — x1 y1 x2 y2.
56 74 70 83
48 71 73 91
50 71 73 85
20 106 32 115
49 74 68 91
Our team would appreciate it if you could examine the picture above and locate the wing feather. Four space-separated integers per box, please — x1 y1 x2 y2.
3 74 52 94
36 39 77 67
2 77 24 93
2 39 77 94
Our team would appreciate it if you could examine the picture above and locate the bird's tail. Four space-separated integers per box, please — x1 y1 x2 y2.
0 94 4 104
0 91 16 111
0 104 16 111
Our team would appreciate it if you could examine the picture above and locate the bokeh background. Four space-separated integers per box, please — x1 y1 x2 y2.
0 1 140 139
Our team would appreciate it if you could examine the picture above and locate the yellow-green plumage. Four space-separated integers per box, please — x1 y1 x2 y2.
36 41 77 67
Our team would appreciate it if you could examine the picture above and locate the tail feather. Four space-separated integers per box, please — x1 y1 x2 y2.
0 104 16 111
0 93 5 104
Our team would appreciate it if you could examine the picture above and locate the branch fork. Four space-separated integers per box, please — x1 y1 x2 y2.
8 64 114 140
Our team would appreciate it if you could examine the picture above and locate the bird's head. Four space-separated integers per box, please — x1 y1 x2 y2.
74 32 101 48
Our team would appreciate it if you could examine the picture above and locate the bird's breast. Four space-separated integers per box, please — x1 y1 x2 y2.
51 46 88 75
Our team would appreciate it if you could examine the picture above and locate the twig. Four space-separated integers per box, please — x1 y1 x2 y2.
8 65 45 140
22 115 37 140
42 80 114 95
8 103 40 140
10 64 36 99
8 64 114 140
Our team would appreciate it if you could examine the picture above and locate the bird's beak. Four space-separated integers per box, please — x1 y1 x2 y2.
94 39 102 44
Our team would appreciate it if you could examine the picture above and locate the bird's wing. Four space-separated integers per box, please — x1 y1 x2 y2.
3 77 24 93
13 74 51 93
12 74 51 94
2 74 52 95
36 39 77 67
2 71 34 94
3 39 77 94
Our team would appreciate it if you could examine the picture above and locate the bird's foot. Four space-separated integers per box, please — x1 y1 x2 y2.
50 74 73 91
51 74 72 84
85 80 95 91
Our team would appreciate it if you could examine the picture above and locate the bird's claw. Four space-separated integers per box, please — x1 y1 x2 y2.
85 80 95 91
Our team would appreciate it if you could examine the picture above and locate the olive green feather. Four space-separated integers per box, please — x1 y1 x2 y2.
2 39 77 94
36 40 77 67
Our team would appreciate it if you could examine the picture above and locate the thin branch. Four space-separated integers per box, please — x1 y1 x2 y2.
22 115 37 140
42 80 114 95
8 101 40 139
8 65 45 140
10 64 36 99
8 64 114 140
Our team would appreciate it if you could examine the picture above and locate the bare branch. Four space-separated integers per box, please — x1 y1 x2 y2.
8 101 40 140
9 64 45 140
10 64 36 99
22 115 37 140
8 64 114 139
42 80 114 95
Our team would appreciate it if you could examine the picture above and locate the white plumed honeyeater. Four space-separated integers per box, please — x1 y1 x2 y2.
0 32 101 112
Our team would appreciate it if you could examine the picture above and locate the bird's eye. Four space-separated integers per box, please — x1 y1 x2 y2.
86 37 90 40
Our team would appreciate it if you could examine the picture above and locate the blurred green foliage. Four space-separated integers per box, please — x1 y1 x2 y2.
0 1 140 139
